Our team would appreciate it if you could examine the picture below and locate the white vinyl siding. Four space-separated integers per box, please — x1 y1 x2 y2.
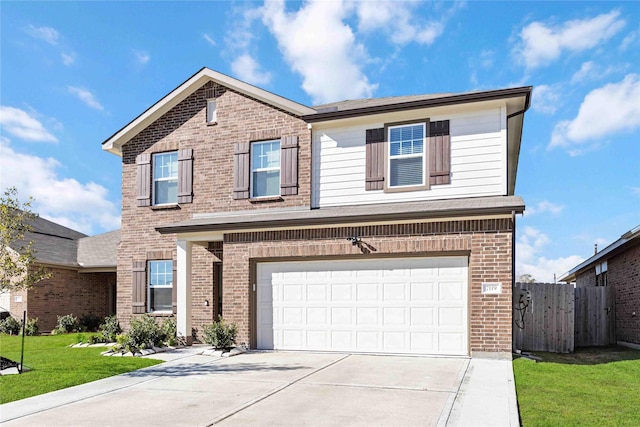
312 105 507 207
257 257 469 356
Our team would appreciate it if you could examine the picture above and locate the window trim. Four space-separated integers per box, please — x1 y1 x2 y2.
147 260 173 313
250 139 281 199
152 151 178 206
384 120 429 193
207 99 217 124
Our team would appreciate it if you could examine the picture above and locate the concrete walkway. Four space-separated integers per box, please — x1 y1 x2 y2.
0 349 519 426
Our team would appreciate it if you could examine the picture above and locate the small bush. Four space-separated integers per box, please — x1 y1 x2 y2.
127 315 165 351
23 317 39 336
202 316 237 349
161 316 177 346
54 314 79 334
99 315 121 342
79 313 102 332
0 317 21 335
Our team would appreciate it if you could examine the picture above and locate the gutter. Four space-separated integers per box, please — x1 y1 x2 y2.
303 86 533 122
156 204 524 234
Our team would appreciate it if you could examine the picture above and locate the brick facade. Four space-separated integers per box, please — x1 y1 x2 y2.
609 244 640 344
24 267 114 332
118 81 310 332
116 78 517 354
222 218 514 353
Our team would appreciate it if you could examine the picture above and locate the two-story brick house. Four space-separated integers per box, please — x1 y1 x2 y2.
103 67 530 356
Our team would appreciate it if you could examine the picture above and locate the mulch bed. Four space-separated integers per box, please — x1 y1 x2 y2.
0 356 19 370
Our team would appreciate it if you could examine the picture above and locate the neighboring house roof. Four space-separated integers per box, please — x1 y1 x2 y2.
77 229 120 269
559 224 640 282
11 213 118 270
156 195 525 235
12 214 87 267
102 67 317 156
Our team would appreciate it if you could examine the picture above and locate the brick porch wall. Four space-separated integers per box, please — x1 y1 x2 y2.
609 244 640 344
222 217 514 353
26 268 114 332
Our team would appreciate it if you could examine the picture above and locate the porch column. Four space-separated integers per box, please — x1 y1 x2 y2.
177 239 193 345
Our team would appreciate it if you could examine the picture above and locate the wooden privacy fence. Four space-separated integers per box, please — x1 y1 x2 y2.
513 283 615 353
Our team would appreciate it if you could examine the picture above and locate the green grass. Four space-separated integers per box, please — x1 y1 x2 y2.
0 333 161 404
513 346 640 427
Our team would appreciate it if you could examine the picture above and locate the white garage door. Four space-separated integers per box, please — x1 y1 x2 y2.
257 257 468 356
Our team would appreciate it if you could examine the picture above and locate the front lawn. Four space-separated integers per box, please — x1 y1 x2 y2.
0 334 161 403
513 346 640 426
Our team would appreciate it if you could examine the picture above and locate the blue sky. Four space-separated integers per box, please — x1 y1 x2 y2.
1 1 638 282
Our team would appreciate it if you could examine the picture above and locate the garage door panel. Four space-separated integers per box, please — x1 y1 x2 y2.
356 283 378 301
257 257 468 355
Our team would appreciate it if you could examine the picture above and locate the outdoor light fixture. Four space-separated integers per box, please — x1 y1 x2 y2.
346 236 362 246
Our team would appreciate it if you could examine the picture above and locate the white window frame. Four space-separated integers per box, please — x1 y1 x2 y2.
148 260 173 313
207 99 217 124
152 151 178 206
250 140 281 198
387 123 426 189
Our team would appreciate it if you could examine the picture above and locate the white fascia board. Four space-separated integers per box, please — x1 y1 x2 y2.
102 68 316 157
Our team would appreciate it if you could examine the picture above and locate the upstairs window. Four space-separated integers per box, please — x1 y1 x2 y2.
251 140 280 198
207 99 217 124
153 152 178 205
148 260 173 312
388 123 425 188
595 261 608 286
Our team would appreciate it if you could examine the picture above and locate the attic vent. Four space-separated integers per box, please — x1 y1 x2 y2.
316 106 339 113
205 88 215 99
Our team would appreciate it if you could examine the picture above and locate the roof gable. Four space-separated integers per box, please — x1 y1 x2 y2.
102 67 317 156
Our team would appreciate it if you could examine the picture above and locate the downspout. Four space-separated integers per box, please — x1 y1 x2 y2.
506 90 532 194
512 210 517 288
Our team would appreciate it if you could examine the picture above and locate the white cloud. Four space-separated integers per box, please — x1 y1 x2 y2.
526 200 564 216
262 0 377 104
231 54 272 86
25 24 59 45
132 49 150 65
620 29 638 51
514 10 626 69
549 74 640 155
516 226 583 283
570 61 596 84
355 1 444 45
61 52 76 66
203 33 216 46
0 138 120 234
531 84 562 114
67 86 104 111
0 106 58 142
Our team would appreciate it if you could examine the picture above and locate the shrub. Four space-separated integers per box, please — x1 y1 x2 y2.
79 313 102 332
53 314 79 334
99 315 121 342
126 315 165 351
23 317 39 336
202 316 237 349
161 316 177 346
0 316 21 335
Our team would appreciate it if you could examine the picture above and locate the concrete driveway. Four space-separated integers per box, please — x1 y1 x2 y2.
0 350 518 426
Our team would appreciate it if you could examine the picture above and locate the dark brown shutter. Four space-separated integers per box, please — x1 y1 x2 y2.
428 120 451 185
136 154 151 207
177 148 193 203
365 128 385 190
280 136 299 196
233 142 250 199
132 261 146 314
172 262 177 314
